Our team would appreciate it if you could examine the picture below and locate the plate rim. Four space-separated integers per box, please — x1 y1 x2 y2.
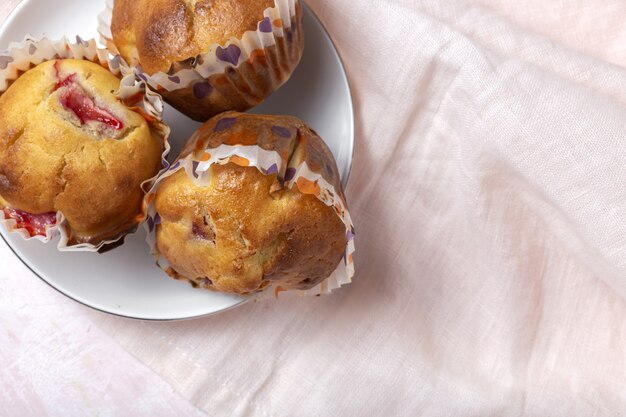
0 0 355 322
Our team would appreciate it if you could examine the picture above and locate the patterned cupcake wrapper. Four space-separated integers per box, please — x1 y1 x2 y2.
0 36 171 252
98 0 302 104
144 142 355 297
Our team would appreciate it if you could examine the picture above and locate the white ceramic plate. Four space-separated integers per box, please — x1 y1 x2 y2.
0 0 354 320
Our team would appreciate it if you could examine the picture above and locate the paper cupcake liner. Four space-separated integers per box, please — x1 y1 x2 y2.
0 36 170 252
98 0 304 121
144 127 355 297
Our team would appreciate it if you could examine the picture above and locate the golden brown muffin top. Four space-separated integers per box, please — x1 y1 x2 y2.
111 0 274 74
155 164 347 294
154 112 348 294
0 59 163 245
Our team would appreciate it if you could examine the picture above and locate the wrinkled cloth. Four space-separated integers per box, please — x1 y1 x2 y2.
4 0 626 416
0 242 207 416
91 0 626 415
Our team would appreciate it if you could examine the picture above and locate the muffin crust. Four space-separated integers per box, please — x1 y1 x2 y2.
112 0 274 74
0 59 163 244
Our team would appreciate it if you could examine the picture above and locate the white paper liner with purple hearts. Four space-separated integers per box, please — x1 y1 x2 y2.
144 143 356 298
97 0 299 93
0 36 171 251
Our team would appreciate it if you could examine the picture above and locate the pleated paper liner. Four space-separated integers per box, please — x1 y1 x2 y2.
98 0 304 121
0 36 170 251
144 113 355 297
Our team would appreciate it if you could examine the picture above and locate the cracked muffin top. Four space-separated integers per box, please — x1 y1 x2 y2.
153 113 348 295
0 59 163 245
111 0 274 74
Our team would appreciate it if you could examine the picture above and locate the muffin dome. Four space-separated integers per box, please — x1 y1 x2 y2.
109 0 304 122
111 0 274 74
152 112 348 295
0 59 163 245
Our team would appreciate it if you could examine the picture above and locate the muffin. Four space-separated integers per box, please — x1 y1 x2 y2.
0 59 164 246
148 112 354 295
108 0 304 121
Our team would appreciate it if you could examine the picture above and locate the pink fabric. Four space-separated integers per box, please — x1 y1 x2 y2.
0 1 19 24
0 244 206 416
3 0 626 415
91 0 626 415
476 0 626 68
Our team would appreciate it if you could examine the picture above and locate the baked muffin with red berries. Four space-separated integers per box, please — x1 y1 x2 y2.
152 112 350 295
109 0 304 121
0 59 163 246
